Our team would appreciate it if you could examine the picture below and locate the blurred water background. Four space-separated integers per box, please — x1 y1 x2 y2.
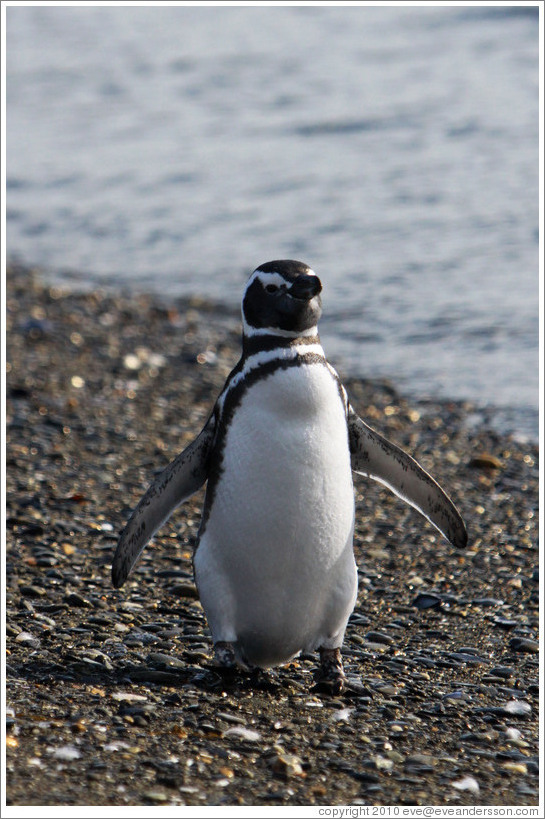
6 4 540 439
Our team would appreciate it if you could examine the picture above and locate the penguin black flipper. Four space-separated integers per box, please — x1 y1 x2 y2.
112 416 216 588
347 406 468 550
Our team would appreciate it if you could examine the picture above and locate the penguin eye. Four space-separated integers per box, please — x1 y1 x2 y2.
265 284 279 294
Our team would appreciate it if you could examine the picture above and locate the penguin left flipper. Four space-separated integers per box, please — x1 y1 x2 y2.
111 416 216 588
347 406 468 550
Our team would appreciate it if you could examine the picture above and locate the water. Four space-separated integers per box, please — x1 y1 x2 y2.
6 5 540 439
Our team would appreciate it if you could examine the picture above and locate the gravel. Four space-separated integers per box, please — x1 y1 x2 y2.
5 263 539 807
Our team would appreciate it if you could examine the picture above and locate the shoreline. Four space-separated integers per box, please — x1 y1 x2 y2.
6 257 538 444
5 263 539 807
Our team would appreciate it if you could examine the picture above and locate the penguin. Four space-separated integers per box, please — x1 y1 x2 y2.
112 260 467 693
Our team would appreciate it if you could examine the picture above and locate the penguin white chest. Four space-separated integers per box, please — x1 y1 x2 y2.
213 362 353 556
194 360 357 668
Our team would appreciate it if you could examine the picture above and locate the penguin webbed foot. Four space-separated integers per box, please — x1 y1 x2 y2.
211 640 238 669
211 641 256 673
206 641 279 692
314 646 346 695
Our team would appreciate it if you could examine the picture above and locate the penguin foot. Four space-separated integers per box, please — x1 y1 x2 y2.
316 647 345 695
250 667 279 692
211 641 256 674
211 641 237 669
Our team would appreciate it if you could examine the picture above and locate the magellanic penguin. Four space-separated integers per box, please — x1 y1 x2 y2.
112 260 468 692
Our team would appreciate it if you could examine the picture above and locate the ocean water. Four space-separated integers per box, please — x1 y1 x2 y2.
6 5 540 438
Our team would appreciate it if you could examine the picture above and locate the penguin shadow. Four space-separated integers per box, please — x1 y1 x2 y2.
191 656 373 700
191 663 282 695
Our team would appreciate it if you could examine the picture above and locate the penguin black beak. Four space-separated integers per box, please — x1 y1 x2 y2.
289 275 322 301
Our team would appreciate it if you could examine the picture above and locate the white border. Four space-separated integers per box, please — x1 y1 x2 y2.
1 2 543 818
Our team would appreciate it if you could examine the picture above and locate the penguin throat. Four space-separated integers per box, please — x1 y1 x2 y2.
242 329 321 357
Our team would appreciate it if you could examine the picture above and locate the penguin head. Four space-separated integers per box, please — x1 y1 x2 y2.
242 260 323 337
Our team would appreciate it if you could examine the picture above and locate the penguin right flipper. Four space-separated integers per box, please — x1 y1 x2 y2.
347 406 468 550
112 416 216 588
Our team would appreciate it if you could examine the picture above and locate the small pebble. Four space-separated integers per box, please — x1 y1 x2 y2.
503 700 532 717
509 637 539 653
110 692 148 703
144 790 169 803
364 630 395 645
216 712 246 726
374 756 394 771
64 592 93 608
505 727 522 741
20 585 46 598
406 753 437 768
169 583 199 599
412 593 442 610
123 354 141 371
14 632 40 648
452 776 480 794
501 762 528 774
490 666 515 678
331 708 353 722
146 652 185 669
493 618 519 630
468 454 503 470
223 726 261 742
51 745 81 761
270 751 305 778
442 690 469 702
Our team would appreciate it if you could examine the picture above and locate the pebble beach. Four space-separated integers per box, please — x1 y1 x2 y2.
5 263 539 807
